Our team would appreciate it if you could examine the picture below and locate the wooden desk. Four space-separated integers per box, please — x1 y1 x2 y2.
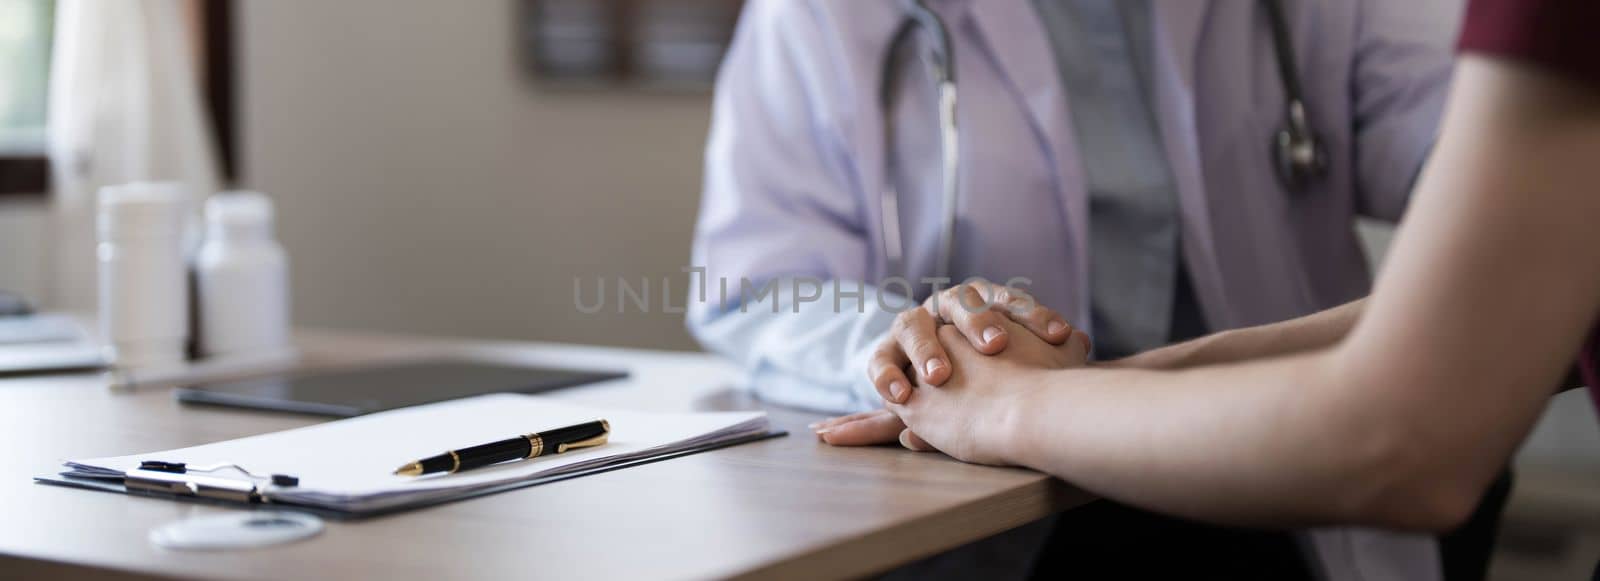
0 330 1089 580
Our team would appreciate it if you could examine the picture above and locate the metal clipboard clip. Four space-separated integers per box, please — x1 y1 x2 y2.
122 461 299 503
124 469 263 503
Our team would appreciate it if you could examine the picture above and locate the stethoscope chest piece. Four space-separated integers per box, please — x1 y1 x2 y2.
1273 101 1329 194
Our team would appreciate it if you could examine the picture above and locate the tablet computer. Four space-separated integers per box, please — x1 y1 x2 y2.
175 360 627 417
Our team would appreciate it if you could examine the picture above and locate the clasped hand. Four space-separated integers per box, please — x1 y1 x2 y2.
811 280 1091 464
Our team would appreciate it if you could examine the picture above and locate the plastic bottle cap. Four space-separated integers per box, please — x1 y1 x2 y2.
206 191 275 227
98 182 190 241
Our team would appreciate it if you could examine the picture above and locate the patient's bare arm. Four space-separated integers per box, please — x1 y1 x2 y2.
1106 299 1367 370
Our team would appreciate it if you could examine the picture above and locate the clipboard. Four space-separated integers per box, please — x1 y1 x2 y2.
36 394 781 518
34 430 783 519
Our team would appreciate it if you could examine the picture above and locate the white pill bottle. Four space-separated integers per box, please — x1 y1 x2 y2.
195 191 291 358
98 182 192 369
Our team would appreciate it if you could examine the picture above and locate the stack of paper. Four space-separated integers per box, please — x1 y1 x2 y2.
50 394 772 513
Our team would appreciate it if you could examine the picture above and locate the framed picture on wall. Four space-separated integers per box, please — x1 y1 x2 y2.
519 0 743 89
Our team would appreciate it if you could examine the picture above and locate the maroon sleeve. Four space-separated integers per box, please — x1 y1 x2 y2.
1458 0 1600 86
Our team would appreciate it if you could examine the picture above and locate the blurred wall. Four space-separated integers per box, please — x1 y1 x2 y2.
239 0 711 350
0 200 48 302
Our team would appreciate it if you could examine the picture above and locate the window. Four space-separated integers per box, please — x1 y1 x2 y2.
0 0 236 195
0 0 51 153
0 0 53 194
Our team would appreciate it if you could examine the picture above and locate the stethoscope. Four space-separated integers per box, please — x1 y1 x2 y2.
879 0 1327 280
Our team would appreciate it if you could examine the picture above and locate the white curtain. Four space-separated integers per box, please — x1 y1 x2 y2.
46 0 221 312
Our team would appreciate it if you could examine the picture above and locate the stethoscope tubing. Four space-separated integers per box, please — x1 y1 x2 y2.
879 0 1321 282
880 2 959 281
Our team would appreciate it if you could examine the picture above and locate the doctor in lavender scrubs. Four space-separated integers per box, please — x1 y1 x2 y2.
687 0 1463 579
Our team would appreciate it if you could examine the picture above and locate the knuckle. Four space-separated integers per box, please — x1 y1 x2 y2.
907 337 942 358
1002 298 1044 321
1021 306 1057 325
989 286 1016 305
871 363 902 385
897 329 935 351
866 357 889 379
966 308 1004 328
893 309 914 325
937 325 965 343
946 283 977 302
955 288 989 313
1003 287 1038 306
871 338 909 367
889 313 909 333
1004 296 1043 313
893 309 928 333
869 357 895 377
934 286 960 305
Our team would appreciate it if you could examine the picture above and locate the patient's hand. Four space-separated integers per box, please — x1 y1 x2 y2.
885 324 1088 464
814 318 1089 447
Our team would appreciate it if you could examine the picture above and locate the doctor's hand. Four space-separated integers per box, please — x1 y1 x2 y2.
814 318 1089 447
872 280 1078 404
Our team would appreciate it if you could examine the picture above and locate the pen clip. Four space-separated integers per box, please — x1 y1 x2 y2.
556 432 608 454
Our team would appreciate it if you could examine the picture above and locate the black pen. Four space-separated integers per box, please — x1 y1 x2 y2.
392 419 610 477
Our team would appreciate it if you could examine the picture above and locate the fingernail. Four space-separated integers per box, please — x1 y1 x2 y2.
890 380 909 402
807 421 823 430
982 326 1004 345
813 427 833 435
925 359 946 378
1047 320 1067 336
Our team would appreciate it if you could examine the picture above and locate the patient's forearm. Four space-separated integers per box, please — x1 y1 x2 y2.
993 59 1600 531
1108 299 1365 370
1000 354 1384 528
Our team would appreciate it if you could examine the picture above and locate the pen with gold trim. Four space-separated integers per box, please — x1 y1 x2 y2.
392 419 610 476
